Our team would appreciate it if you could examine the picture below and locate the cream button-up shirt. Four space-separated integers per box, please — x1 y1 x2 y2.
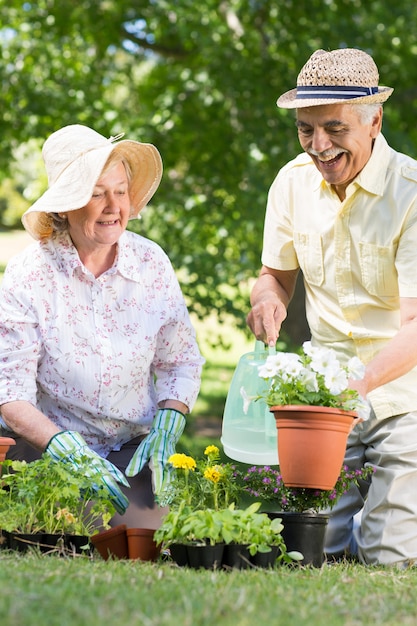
262 134 417 419
0 230 204 456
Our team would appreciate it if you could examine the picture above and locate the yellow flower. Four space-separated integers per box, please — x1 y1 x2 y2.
168 453 196 471
204 466 222 483
55 508 77 524
204 445 219 457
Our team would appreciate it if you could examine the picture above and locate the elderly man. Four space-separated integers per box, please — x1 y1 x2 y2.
247 48 417 566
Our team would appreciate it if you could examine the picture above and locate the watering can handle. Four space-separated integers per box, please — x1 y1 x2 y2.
254 340 276 356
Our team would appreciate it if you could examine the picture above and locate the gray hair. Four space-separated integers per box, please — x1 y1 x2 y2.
349 103 382 124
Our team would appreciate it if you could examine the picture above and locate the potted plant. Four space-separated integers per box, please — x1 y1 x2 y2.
0 454 115 554
238 463 375 566
220 501 302 569
242 341 371 489
155 446 302 569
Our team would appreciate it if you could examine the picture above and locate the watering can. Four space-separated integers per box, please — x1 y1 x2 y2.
221 340 278 465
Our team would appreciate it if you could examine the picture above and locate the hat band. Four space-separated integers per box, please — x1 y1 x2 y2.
296 85 379 99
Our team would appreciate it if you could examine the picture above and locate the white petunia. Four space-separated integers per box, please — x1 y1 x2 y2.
308 345 339 376
325 368 348 395
347 356 366 380
240 386 252 414
298 368 319 392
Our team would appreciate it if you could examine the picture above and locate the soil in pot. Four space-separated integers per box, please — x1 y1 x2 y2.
126 528 160 561
90 524 128 560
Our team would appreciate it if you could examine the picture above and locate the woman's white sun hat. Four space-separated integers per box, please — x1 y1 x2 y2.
22 124 163 240
277 48 393 109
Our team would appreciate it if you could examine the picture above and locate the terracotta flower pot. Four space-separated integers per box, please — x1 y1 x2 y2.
126 528 160 561
90 524 129 560
272 405 356 489
0 437 16 463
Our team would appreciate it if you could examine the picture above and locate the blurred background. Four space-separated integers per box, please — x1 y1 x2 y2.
1 0 417 449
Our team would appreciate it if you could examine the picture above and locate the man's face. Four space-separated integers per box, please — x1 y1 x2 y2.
296 103 382 199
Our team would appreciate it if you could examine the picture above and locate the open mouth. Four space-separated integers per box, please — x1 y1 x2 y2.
318 153 344 166
97 220 119 226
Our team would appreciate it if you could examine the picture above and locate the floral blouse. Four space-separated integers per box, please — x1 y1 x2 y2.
0 230 204 456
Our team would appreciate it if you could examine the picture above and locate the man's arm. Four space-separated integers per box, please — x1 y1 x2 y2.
350 296 417 398
247 266 299 346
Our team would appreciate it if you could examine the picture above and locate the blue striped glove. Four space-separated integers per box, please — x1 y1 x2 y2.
125 408 186 496
46 431 130 515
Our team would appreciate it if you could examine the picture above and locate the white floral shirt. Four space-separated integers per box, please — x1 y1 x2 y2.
0 230 204 456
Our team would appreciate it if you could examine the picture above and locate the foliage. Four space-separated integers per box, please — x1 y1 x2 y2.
154 500 302 562
155 444 301 560
0 455 115 535
160 445 240 510
3 2 417 341
244 341 370 416
240 464 376 514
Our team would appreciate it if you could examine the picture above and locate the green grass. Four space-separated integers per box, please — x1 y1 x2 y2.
1 552 417 626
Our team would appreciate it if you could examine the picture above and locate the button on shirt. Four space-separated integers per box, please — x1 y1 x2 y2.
262 134 417 419
0 230 204 456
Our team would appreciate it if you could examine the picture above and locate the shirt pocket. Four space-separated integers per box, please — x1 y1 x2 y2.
359 242 398 297
293 231 324 286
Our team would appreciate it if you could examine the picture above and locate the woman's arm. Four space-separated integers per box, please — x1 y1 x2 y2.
0 400 60 450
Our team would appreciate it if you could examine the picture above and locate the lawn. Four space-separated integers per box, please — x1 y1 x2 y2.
1 551 417 626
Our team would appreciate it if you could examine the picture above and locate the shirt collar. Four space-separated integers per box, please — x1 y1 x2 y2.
47 230 141 282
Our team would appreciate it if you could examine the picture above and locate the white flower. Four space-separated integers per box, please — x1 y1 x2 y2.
253 341 367 414
309 347 339 377
298 368 319 392
347 356 366 380
324 368 349 395
258 352 301 380
240 386 252 414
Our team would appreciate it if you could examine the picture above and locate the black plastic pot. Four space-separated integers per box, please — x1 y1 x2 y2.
186 543 224 570
222 543 252 569
268 512 329 567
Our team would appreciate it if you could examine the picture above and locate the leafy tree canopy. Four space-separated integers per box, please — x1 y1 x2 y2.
1 0 417 341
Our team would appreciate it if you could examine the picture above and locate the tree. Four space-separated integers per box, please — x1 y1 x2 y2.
1 0 417 343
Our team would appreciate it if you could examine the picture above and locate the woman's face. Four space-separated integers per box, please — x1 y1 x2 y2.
66 161 131 255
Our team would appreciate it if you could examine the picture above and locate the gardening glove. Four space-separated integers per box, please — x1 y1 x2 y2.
125 408 186 496
46 430 130 515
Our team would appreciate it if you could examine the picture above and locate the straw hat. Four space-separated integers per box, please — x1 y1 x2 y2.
22 124 163 239
277 48 393 109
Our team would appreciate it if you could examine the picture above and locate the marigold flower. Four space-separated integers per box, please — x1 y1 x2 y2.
204 445 219 456
204 466 222 483
168 453 196 471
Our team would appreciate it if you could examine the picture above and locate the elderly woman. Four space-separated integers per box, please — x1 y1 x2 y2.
0 124 204 529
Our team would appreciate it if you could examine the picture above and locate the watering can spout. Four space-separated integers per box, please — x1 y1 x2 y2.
221 341 278 465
